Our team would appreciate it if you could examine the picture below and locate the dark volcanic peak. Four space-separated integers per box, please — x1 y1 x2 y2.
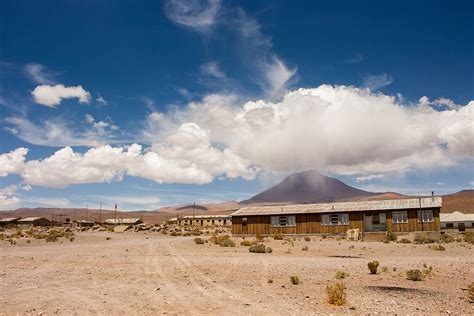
241 170 376 204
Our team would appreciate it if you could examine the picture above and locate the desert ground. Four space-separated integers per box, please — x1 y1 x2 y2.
1 230 473 315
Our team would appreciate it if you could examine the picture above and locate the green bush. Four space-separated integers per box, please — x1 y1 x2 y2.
406 269 425 281
326 282 346 306
368 261 379 274
290 275 300 285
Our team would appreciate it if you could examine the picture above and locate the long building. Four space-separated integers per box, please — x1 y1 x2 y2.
168 215 232 227
231 197 441 235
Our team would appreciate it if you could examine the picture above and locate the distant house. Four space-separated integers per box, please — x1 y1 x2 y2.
168 215 232 227
231 197 442 236
17 217 52 227
440 212 474 231
104 218 142 225
0 217 21 226
73 220 95 228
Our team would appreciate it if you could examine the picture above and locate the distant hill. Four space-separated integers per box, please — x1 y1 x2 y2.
241 170 377 204
441 190 474 213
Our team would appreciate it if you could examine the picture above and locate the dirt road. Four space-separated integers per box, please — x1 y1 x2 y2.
1 232 473 315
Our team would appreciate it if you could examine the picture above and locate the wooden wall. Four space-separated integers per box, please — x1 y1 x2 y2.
232 208 440 235
387 208 440 232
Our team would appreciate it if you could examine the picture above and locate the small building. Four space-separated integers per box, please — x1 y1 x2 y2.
231 197 441 235
440 212 474 231
168 215 232 227
17 217 52 227
104 218 142 225
73 220 95 228
0 217 21 226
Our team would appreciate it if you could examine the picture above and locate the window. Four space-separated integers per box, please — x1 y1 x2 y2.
417 210 434 223
446 223 454 228
242 217 247 227
322 213 349 226
392 211 408 224
270 216 296 227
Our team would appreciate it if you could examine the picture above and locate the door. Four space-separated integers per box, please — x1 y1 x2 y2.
364 215 373 232
458 223 466 232
242 217 248 235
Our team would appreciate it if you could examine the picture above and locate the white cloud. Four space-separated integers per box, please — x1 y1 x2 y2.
92 195 160 206
200 61 226 79
0 185 20 208
355 174 386 182
263 56 297 96
0 147 28 177
165 0 221 30
363 73 393 91
4 116 120 147
96 94 107 105
31 84 91 107
24 63 56 85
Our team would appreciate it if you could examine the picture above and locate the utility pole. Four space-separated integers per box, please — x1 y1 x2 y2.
193 201 196 226
114 203 117 225
86 205 88 222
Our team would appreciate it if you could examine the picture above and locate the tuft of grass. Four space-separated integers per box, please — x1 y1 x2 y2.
406 269 425 281
302 246 309 251
290 275 300 285
266 247 273 253
439 233 454 243
255 233 264 242
273 233 283 240
106 237 112 240
326 282 346 306
381 266 389 273
219 238 236 247
26 239 31 244
267 278 273 284
46 235 57 242
69 236 75 242
193 237 206 244
413 234 437 244
240 239 257 247
304 236 311 241
368 261 379 274
335 271 349 279
348 245 355 250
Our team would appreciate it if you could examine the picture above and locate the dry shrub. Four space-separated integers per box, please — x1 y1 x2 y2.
326 282 346 306
273 233 283 240
170 231 181 236
255 233 264 242
0 233 4 241
219 238 235 247
439 233 454 243
69 236 75 242
406 269 425 281
398 238 411 244
386 231 397 242
413 234 437 244
468 282 474 302
106 237 112 240
209 234 234 247
249 244 272 253
194 237 206 244
290 275 300 285
368 261 379 274
106 226 115 232
240 239 257 247
304 236 311 241
46 235 57 242
429 244 445 251
335 271 349 279
267 278 273 283
381 266 389 273
463 232 474 244
302 246 309 251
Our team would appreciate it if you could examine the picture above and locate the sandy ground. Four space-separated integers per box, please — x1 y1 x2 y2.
0 231 473 315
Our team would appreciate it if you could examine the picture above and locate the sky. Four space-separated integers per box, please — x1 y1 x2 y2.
0 0 473 211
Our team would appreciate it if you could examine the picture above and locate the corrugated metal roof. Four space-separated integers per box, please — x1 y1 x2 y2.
104 218 142 224
0 217 20 222
231 197 442 216
440 211 474 223
17 217 46 222
169 214 232 221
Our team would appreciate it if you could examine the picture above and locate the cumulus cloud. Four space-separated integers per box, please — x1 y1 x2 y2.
31 84 91 107
24 63 56 85
0 147 28 177
0 185 20 208
363 73 393 91
355 174 386 182
165 0 221 30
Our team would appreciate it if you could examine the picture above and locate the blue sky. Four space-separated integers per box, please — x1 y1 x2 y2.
1 0 473 210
